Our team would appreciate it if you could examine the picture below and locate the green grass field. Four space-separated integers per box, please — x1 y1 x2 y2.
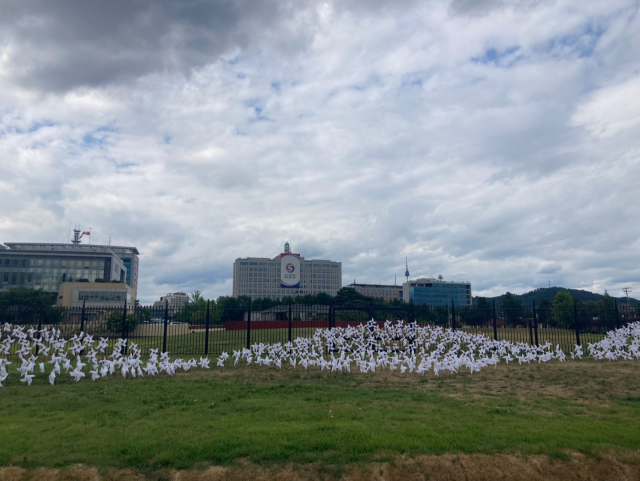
1 359 639 474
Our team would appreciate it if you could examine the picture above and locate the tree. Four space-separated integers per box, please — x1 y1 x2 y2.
501 292 523 326
461 297 492 326
598 291 615 328
171 291 210 325
106 310 140 335
536 298 553 325
552 291 574 326
0 287 63 324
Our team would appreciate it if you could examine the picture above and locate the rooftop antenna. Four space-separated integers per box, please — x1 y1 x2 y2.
71 226 81 245
404 257 410 283
108 235 111 246
623 287 632 306
438 274 443 282
394 273 397 286
284 241 290 254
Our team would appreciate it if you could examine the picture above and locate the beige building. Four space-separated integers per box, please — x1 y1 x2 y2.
153 292 189 310
346 283 404 302
233 244 342 300
56 281 135 308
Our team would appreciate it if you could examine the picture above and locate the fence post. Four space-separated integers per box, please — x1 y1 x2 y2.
288 300 292 341
492 300 497 341
533 300 539 346
162 300 168 353
35 313 42 356
204 300 210 355
410 299 414 324
529 301 534 346
333 304 336 329
80 299 86 334
122 300 128 355
451 300 456 330
247 300 251 350
574 299 581 346
615 301 620 329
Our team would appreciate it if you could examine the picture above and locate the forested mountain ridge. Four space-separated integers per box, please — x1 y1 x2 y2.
474 287 638 306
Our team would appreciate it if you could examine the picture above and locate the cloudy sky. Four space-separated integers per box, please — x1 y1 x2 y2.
0 0 639 303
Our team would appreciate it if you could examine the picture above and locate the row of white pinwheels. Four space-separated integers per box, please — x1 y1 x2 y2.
0 323 210 386
1 320 639 387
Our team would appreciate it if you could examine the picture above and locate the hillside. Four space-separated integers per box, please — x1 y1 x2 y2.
474 287 639 307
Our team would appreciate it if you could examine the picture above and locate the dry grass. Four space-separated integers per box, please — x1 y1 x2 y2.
178 358 640 404
3 453 640 481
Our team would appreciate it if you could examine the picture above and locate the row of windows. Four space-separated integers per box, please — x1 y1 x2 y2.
240 280 339 286
358 290 403 297
0 258 107 268
245 273 338 279
1 269 113 288
78 290 130 302
239 261 339 268
409 283 470 289
240 289 338 295
239 267 339 274
238 282 340 289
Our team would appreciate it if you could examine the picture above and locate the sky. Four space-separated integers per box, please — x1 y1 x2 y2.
0 0 639 304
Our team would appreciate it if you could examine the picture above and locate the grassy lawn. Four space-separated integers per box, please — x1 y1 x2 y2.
1 360 640 472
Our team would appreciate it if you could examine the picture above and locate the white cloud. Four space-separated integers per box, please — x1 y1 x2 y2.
572 75 640 138
0 0 639 303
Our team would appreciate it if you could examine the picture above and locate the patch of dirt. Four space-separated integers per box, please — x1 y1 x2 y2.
3 453 640 481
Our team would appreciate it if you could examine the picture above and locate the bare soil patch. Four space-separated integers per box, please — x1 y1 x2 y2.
3 453 640 481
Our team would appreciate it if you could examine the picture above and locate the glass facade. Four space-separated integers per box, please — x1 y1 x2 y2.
409 282 471 307
122 258 132 287
0 254 124 293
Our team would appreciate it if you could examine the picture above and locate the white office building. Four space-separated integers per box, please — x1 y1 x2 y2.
233 243 342 299
153 292 189 310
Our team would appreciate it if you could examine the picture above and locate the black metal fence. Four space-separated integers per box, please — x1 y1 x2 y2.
1 299 635 357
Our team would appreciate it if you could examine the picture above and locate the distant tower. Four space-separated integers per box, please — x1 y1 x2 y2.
284 242 290 254
71 227 81 245
623 287 632 306
438 274 443 282
404 257 410 283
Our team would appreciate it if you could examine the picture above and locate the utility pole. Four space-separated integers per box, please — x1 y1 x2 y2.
622 287 632 306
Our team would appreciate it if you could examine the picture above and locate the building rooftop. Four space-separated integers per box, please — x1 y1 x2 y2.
407 278 471 285
3 242 139 255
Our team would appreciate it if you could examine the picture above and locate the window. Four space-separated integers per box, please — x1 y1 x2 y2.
12 259 19 268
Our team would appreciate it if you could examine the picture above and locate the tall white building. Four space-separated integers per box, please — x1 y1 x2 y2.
233 243 342 299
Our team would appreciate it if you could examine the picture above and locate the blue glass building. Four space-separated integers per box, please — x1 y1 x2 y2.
403 278 472 306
